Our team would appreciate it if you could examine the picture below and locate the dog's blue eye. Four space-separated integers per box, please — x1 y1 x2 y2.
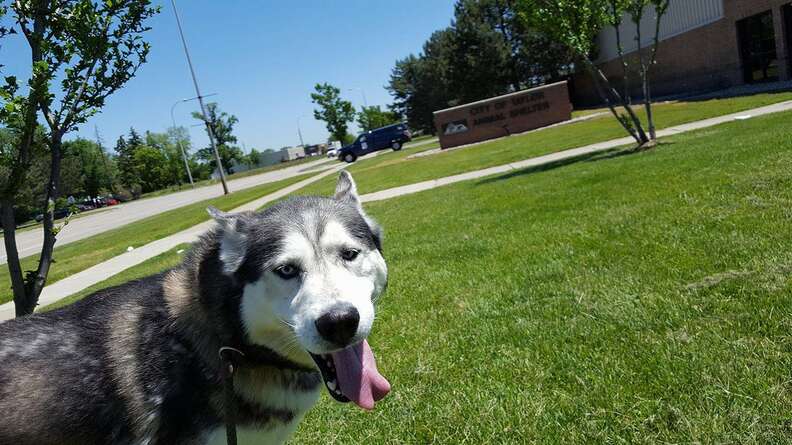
274 264 300 279
341 248 360 261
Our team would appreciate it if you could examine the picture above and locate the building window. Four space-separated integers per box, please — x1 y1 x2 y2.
737 10 779 83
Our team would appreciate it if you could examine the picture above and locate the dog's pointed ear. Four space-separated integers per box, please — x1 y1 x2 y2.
333 172 384 251
207 206 248 274
334 170 361 209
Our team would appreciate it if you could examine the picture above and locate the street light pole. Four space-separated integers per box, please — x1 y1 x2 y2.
170 92 218 189
348 87 368 108
297 116 306 148
171 0 229 195
170 99 195 188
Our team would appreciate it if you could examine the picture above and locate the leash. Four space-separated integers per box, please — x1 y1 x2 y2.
217 343 316 445
219 346 245 445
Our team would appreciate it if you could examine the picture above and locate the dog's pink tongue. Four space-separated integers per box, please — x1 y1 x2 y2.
331 340 391 410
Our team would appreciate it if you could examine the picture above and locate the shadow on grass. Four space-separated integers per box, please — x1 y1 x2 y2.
476 141 675 186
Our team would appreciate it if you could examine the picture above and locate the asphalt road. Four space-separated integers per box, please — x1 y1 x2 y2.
0 158 336 264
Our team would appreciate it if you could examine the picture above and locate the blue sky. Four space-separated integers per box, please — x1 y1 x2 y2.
3 0 455 152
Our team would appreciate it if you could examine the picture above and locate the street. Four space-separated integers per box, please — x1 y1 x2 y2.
0 158 334 264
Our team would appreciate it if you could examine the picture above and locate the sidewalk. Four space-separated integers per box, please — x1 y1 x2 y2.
2 99 790 320
363 100 792 202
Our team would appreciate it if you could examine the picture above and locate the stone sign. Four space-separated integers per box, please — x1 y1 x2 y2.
433 81 572 149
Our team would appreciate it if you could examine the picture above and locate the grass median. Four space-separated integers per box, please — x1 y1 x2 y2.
48 109 792 442
0 173 315 305
298 91 792 196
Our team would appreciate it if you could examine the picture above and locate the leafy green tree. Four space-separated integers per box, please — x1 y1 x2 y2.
518 0 668 145
357 106 401 132
63 138 117 197
116 127 149 190
145 131 185 188
0 126 48 225
0 0 158 316
450 0 516 102
387 1 574 133
311 83 356 143
246 148 261 168
132 145 168 192
453 0 572 92
387 30 457 134
192 102 242 173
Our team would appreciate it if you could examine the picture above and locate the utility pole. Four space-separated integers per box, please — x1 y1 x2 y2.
171 0 229 194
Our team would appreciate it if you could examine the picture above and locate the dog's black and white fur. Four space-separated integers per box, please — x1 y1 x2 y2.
0 172 388 444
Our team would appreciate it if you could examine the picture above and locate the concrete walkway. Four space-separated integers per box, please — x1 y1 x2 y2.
2 99 790 320
363 100 792 201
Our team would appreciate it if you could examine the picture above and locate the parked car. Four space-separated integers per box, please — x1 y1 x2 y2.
326 147 339 158
34 207 75 222
338 123 411 163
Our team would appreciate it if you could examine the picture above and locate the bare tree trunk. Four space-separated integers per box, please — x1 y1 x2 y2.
643 67 655 140
18 133 65 316
0 202 28 316
581 58 642 144
586 59 649 144
610 1 631 103
634 7 655 142
644 2 668 141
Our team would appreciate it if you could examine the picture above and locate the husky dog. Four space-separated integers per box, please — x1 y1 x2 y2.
0 171 391 444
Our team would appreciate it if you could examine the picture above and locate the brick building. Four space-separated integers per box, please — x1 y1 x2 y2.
572 0 792 106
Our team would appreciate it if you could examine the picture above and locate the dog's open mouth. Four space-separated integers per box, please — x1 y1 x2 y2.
309 339 391 410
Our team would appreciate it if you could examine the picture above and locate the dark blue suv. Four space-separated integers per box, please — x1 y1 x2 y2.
338 123 411 163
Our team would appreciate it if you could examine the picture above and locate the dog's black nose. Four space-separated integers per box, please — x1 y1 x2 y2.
315 304 360 346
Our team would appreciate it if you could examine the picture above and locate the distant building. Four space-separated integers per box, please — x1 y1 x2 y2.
282 146 305 161
572 0 792 105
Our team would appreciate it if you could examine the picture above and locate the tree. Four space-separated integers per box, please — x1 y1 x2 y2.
146 131 185 188
357 105 400 132
450 0 516 102
192 102 242 173
387 1 574 133
454 0 572 90
132 145 168 192
245 148 261 168
63 138 117 197
387 30 457 134
115 127 144 191
311 83 356 143
0 0 158 317
518 0 668 145
629 0 670 140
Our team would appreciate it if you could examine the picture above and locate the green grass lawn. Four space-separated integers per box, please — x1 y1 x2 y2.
292 110 792 443
42 244 191 311
0 173 314 305
298 91 792 197
49 109 792 442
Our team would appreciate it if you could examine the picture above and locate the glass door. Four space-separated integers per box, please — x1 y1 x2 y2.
737 10 780 83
